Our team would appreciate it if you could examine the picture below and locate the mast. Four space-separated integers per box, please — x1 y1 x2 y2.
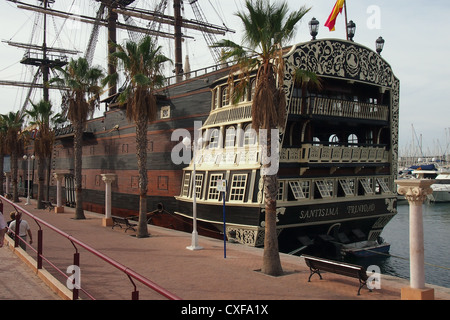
107 2 118 97
13 0 71 115
42 0 49 102
5 0 235 93
174 0 183 82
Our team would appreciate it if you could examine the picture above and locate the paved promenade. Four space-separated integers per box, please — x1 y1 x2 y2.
2 197 450 302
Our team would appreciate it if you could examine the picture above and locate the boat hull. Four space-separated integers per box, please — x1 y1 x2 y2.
430 190 450 202
341 242 391 258
175 197 397 252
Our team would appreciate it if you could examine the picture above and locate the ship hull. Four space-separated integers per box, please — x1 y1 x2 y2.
175 197 396 253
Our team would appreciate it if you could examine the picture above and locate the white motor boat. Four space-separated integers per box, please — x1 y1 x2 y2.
429 173 450 202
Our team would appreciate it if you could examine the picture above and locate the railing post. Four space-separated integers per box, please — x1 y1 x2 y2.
14 214 20 248
128 275 139 300
37 229 43 269
72 251 80 300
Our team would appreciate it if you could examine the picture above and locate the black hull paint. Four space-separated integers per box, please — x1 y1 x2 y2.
175 196 397 251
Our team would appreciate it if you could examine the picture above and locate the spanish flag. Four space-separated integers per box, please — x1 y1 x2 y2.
324 0 345 31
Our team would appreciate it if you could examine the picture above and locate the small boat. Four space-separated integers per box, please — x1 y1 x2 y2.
341 238 390 258
429 172 450 203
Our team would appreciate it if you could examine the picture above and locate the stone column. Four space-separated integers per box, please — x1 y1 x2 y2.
53 173 65 213
395 178 435 300
101 174 116 227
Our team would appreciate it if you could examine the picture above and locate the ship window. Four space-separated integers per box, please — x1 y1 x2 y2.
208 129 220 149
250 79 256 101
235 81 247 102
359 178 374 195
244 124 257 145
315 180 333 198
212 88 218 110
221 86 229 107
277 181 285 201
289 181 306 199
376 178 390 193
229 174 247 201
313 137 320 146
329 134 339 146
161 105 170 119
366 131 374 144
208 174 223 200
339 179 355 196
225 126 236 148
302 181 311 199
182 173 191 196
348 134 358 145
194 174 204 199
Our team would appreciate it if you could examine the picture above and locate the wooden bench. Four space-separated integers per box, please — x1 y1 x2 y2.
112 216 137 233
42 201 55 211
302 254 371 295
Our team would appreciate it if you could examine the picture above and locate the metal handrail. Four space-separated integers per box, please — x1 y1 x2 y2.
1 195 181 300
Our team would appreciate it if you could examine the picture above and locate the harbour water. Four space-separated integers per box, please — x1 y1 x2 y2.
346 201 450 288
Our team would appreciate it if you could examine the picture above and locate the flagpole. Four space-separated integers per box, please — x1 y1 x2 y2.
344 0 349 40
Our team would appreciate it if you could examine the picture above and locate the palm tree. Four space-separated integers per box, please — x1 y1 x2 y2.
51 58 104 219
105 35 171 238
212 0 310 276
25 99 59 209
1 111 26 203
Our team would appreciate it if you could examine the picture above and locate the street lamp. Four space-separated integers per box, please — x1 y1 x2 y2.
347 20 356 41
182 135 203 251
376 36 385 54
309 17 319 40
23 154 35 205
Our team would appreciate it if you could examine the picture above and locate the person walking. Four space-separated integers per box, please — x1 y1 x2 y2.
6 212 16 239
8 212 32 250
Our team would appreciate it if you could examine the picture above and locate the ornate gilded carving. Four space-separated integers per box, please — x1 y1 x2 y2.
283 40 396 88
282 40 400 190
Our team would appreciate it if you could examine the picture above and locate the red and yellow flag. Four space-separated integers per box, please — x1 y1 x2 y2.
324 0 345 31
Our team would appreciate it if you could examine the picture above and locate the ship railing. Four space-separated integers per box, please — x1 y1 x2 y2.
204 104 252 127
280 144 389 164
194 145 260 168
164 63 228 86
289 97 389 121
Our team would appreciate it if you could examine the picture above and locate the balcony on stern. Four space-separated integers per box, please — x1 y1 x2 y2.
289 96 389 122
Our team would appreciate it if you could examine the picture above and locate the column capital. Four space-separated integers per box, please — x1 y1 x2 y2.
101 173 116 184
395 179 434 205
53 172 66 181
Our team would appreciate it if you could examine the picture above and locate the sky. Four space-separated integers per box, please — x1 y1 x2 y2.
1 0 449 157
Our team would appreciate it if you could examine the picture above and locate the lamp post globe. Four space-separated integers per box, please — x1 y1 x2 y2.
376 36 385 54
347 20 356 41
309 17 319 40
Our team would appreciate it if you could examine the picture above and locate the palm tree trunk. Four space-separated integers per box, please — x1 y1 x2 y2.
36 157 45 209
261 131 283 276
73 121 85 219
136 118 149 238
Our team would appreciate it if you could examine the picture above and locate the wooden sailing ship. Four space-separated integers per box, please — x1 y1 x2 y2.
7 1 399 254
176 39 399 254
